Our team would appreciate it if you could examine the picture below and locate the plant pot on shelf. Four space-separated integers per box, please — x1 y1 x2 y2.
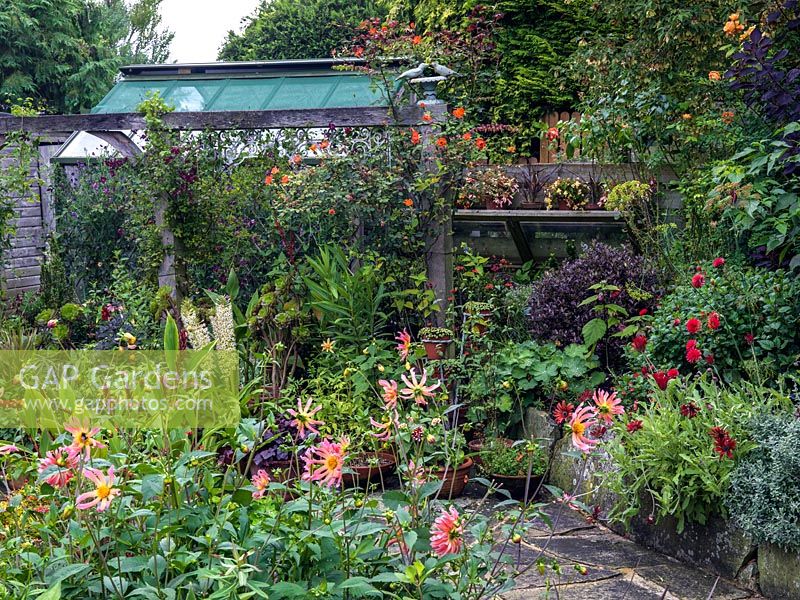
485 198 510 210
557 200 570 210
488 472 544 502
433 457 474 499
342 452 396 488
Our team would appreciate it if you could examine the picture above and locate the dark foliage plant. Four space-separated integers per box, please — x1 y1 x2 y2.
726 413 800 551
527 242 660 368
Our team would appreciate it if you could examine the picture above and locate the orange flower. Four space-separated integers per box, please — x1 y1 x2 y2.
506 145 516 154
708 71 721 81
265 174 273 185
452 107 466 119
410 128 420 144
475 138 486 150
721 110 735 124
739 25 754 41
271 166 280 174
328 208 336 215
681 113 692 120
309 143 318 152
462 132 472 141
320 139 330 149
422 113 433 123
412 35 422 45
281 175 290 184
723 14 744 36
291 154 302 165
436 136 448 148
403 198 414 207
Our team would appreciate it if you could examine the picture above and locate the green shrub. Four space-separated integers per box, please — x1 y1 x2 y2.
643 261 800 381
605 378 788 532
726 412 800 551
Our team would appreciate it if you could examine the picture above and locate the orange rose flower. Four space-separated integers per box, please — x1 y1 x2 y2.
452 107 465 119
320 139 330 149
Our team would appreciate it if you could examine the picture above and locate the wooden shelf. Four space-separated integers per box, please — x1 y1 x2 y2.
454 209 621 222
453 209 624 263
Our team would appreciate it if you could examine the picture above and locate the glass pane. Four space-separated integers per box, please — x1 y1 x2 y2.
266 79 337 110
207 79 282 111
92 81 173 114
326 76 386 108
164 81 226 111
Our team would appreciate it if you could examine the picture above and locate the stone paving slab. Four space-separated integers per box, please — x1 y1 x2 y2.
497 503 764 600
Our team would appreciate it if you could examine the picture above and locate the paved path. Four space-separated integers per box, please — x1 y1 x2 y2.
494 503 763 600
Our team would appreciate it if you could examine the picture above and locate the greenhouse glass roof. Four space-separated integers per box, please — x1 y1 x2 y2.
91 59 390 114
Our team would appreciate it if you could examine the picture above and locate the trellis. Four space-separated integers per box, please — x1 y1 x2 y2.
0 104 454 323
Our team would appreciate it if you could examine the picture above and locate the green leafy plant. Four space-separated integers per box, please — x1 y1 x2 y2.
479 439 547 478
419 327 454 341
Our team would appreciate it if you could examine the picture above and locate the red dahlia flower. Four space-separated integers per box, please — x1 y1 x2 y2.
707 312 720 330
686 318 702 334
712 257 725 268
691 273 706 288
686 347 702 363
632 335 647 352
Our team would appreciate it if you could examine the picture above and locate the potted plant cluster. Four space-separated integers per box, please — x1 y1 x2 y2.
464 301 493 335
478 438 548 501
544 177 592 210
457 165 520 209
342 450 397 488
419 326 454 360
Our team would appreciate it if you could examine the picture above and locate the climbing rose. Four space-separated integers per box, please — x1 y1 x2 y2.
691 273 705 288
712 257 725 268
686 318 702 334
546 127 559 141
707 312 720 330
430 506 463 557
631 335 647 352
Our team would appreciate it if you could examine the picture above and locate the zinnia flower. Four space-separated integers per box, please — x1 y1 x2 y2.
38 446 80 488
430 506 463 557
712 257 725 268
251 469 271 499
686 318 702 334
395 330 412 360
76 467 121 512
593 390 624 424
569 404 599 452
691 273 705 288
707 312 720 330
631 335 647 352
378 379 399 409
302 437 348 488
65 420 105 457
553 401 574 425
287 398 325 439
452 107 465 119
400 368 440 406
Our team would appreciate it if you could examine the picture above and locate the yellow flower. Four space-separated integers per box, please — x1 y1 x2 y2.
321 338 335 353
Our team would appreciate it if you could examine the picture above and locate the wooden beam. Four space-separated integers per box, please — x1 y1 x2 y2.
0 107 423 135
454 209 622 223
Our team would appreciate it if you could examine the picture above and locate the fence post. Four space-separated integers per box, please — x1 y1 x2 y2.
420 103 453 327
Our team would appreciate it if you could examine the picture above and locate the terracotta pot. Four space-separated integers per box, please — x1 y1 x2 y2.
488 473 544 502
465 309 493 335
342 452 397 488
422 339 451 360
433 457 474 499
557 199 570 210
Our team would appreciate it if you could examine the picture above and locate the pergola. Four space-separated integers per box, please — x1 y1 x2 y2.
0 59 454 320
